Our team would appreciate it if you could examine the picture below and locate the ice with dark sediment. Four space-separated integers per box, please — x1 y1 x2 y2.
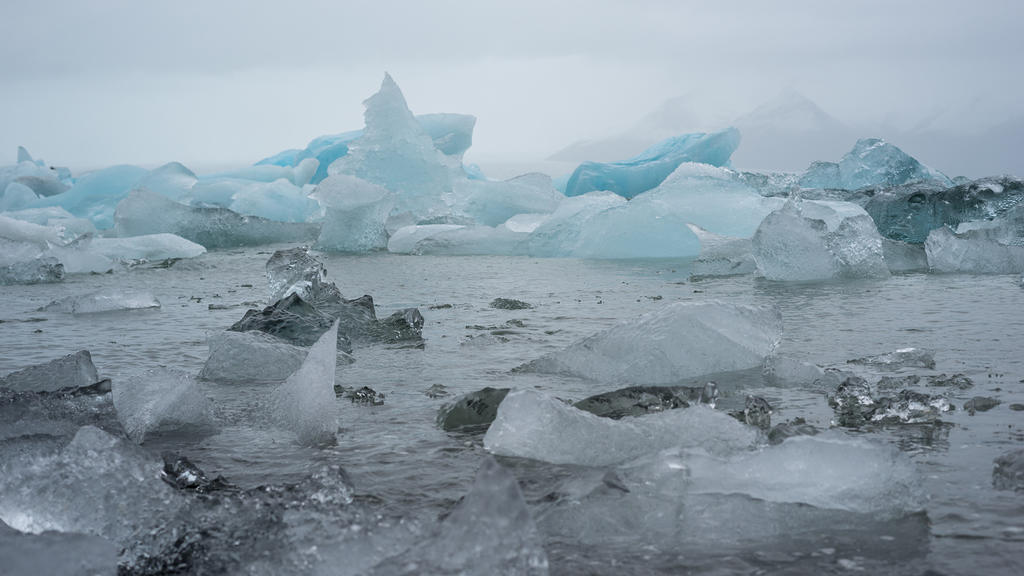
797 138 951 191
229 292 349 351
0 425 183 543
564 128 741 199
436 387 510 431
573 382 719 419
114 189 320 249
0 521 119 576
864 175 1024 243
312 174 393 252
519 301 781 384
848 348 936 370
484 389 757 466
0 350 99 394
41 288 161 314
369 456 549 576
113 368 214 443
828 376 953 427
271 320 339 445
752 199 890 281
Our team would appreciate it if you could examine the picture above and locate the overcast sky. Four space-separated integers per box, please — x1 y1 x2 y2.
2 0 1021 170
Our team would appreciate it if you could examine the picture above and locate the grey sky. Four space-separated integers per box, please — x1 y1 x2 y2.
2 0 1022 171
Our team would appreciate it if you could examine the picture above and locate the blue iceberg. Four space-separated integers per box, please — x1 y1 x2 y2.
564 127 741 199
798 138 951 190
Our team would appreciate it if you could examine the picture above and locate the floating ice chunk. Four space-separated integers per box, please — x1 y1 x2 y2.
882 238 929 273
136 162 197 201
199 330 311 382
88 234 205 262
688 224 756 278
266 245 327 301
565 128 741 199
0 523 119 576
924 225 1024 274
42 288 160 314
752 199 890 281
387 224 465 253
312 174 393 252
0 257 64 285
484 389 757 466
113 368 213 443
328 74 454 223
523 191 626 257
686 434 922 515
30 164 148 229
114 189 320 249
848 348 935 370
521 301 781 384
201 158 320 187
0 425 182 542
270 320 339 445
0 351 100 394
1 182 39 211
225 178 321 223
371 456 548 576
798 138 950 190
1 206 97 239
452 173 562 227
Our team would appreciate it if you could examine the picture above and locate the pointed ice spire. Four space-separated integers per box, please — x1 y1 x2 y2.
16 146 33 164
361 72 425 140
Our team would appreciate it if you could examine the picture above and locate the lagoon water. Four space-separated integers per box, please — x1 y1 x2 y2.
1 246 1022 574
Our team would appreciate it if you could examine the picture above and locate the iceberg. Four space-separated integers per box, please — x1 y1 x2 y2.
114 189 320 249
387 224 467 254
798 138 951 190
270 320 339 445
451 173 562 227
1 182 39 211
201 157 319 187
688 224 757 278
216 178 321 223
328 74 454 223
87 234 206 262
312 174 393 252
370 456 548 576
522 191 627 257
30 164 148 229
574 383 718 419
564 128 741 199
924 226 1024 274
0 425 182 542
388 223 526 256
42 288 160 314
519 301 781 384
113 368 214 443
0 351 100 394
752 199 890 281
484 389 757 466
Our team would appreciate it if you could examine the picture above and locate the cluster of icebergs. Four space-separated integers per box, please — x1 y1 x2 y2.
3 74 1022 284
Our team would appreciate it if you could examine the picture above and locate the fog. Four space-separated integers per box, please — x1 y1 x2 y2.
2 0 1022 176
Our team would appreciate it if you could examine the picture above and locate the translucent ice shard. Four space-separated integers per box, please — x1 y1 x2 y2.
114 189 320 248
370 456 548 575
42 288 160 314
0 425 182 542
329 74 454 223
924 225 1024 274
798 138 950 190
270 320 339 445
686 433 922 515
198 330 314 383
752 199 890 281
265 245 327 301
312 174 393 252
113 368 214 443
520 301 781 384
484 389 757 466
0 350 100 394
229 293 347 351
564 128 741 199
